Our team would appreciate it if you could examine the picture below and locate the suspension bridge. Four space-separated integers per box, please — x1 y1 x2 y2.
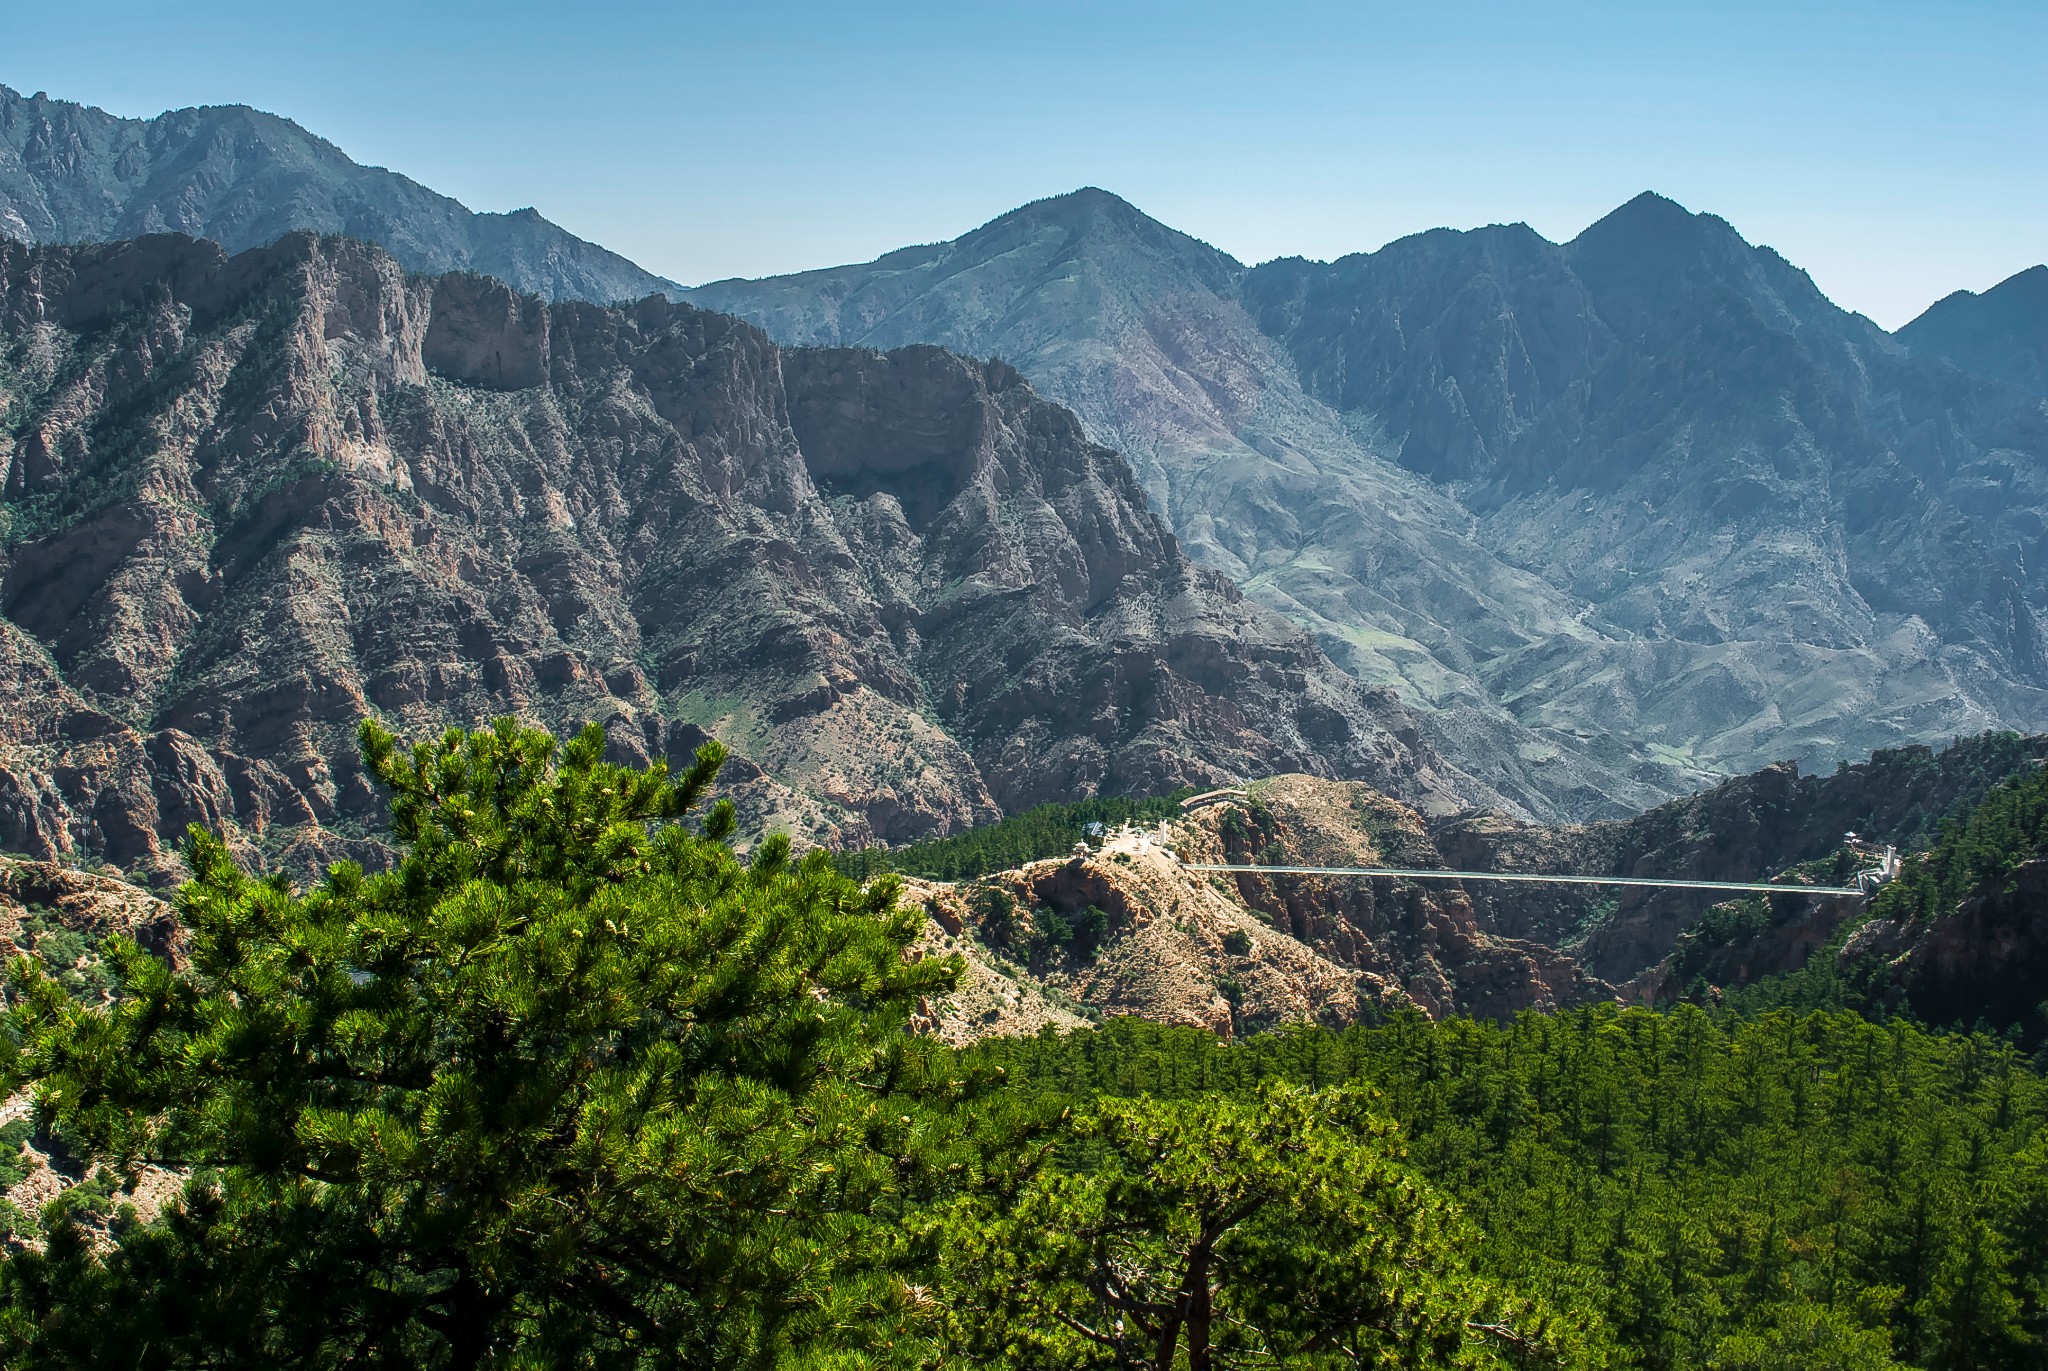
1160 789 1896 897
1173 863 1870 897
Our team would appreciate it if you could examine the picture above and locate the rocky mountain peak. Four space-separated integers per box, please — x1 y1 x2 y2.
0 84 680 305
1898 262 2048 393
1565 189 1825 338
13 79 2044 829
1577 188 1698 236
960 186 1244 290
1000 185 1144 228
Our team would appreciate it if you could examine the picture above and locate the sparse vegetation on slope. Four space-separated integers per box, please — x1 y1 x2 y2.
831 791 1190 883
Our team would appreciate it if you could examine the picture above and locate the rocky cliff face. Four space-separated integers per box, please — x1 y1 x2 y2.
688 189 1683 821
0 85 678 304
0 232 1476 879
0 856 188 1241
1841 857 2048 1037
696 189 2048 814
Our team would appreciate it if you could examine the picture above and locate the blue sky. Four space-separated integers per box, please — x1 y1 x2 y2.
5 0 2042 327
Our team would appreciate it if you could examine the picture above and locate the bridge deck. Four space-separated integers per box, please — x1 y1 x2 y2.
1178 863 1863 897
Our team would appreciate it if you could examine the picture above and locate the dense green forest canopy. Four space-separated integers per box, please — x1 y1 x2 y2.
2 722 2046 1369
974 1011 2048 1371
1 720 969 1367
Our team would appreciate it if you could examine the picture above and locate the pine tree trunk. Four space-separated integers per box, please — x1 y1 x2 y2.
1186 1247 1214 1371
1157 1239 1216 1371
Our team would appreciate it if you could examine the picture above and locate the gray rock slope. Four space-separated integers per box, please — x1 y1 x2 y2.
0 84 679 304
687 189 1679 819
690 189 2048 816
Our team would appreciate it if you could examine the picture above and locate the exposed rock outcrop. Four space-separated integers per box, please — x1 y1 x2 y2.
1841 858 2048 1036
0 853 182 971
696 189 2048 815
907 776 1629 1037
0 232 1481 878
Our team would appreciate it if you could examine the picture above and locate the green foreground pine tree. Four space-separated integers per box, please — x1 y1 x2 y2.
0 719 1610 1371
932 1083 1606 1371
1 720 963 1368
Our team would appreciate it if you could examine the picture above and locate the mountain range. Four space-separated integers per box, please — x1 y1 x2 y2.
0 231 1477 879
2 82 2046 838
691 190 2048 819
0 84 678 303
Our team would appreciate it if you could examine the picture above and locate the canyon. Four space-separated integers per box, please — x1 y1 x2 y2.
0 232 1479 881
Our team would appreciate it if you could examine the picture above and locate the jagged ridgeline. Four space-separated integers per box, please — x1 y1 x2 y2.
0 231 1479 882
830 789 1191 881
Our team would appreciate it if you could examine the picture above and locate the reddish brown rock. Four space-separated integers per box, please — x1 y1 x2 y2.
0 233 1487 880
1842 858 2048 1033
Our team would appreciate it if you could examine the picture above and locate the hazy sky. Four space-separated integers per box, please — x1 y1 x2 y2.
6 0 2042 327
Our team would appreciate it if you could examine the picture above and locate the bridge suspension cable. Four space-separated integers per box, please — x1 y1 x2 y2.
1176 863 1865 897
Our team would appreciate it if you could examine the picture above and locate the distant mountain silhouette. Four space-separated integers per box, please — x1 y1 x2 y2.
0 84 679 303
699 189 2048 810
1898 264 2048 394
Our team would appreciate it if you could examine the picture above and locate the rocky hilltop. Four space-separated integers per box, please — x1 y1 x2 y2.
0 232 1480 879
694 189 2048 813
880 775 1626 1042
0 85 679 304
